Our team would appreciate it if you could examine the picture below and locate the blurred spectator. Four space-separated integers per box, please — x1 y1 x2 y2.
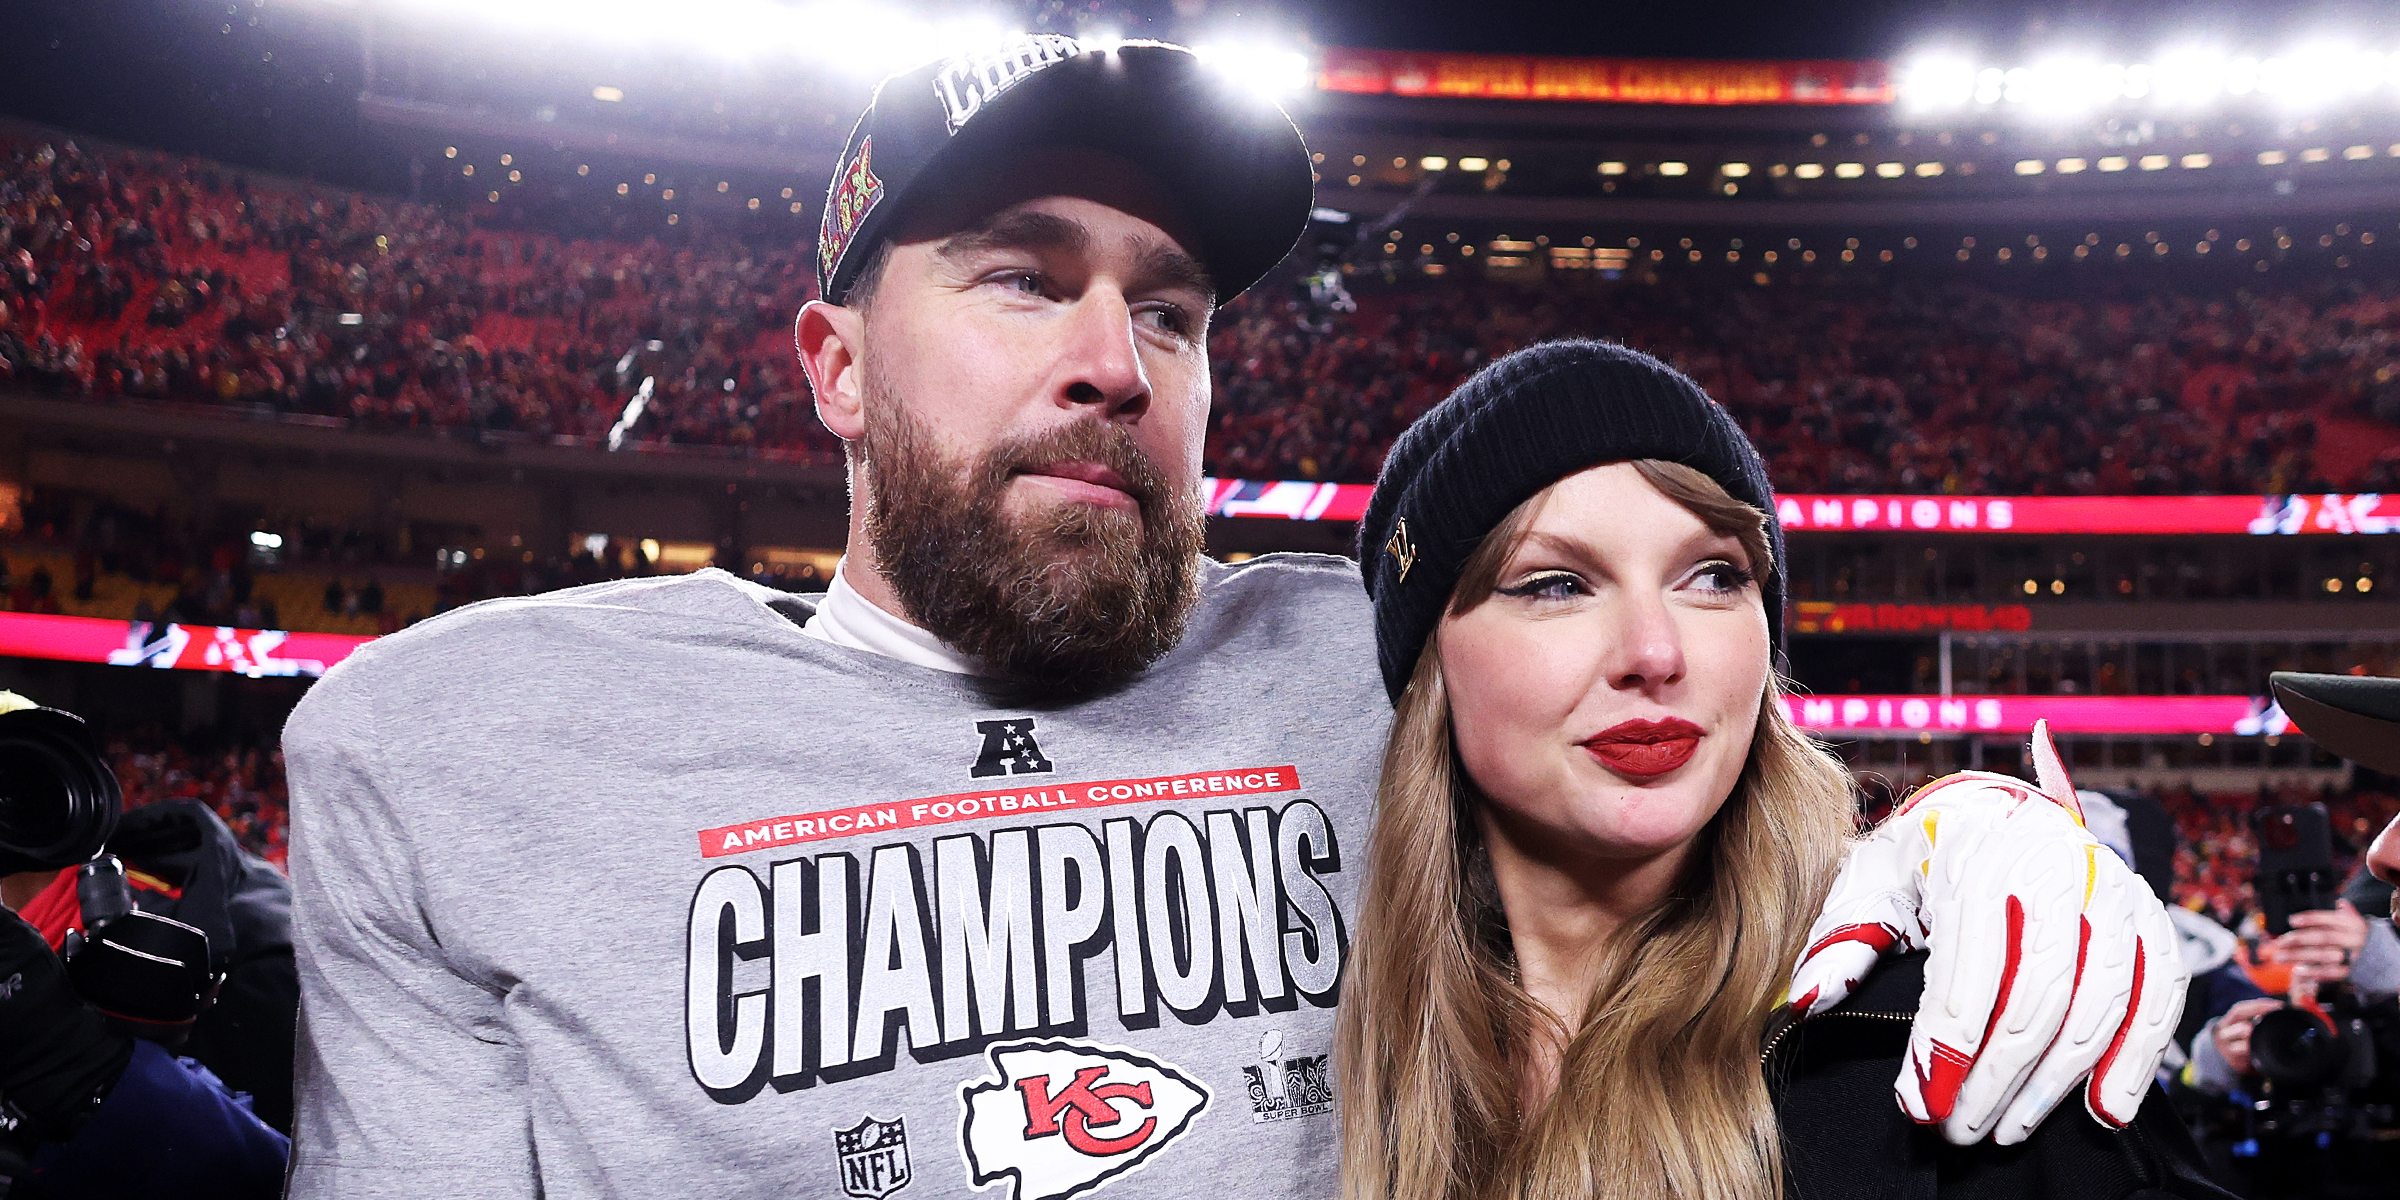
9 135 2400 492
1206 276 2400 490
0 137 834 459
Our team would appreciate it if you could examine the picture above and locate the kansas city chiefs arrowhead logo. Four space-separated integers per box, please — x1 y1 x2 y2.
959 1039 1210 1200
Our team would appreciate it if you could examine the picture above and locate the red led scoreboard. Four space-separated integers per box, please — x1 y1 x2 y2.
1202 482 2400 536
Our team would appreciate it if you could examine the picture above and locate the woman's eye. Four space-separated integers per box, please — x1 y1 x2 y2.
1497 571 1585 600
1690 560 1757 594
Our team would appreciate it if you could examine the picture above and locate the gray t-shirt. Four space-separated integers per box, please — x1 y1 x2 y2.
283 556 1387 1200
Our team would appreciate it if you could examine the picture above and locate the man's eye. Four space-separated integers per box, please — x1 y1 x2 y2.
1496 571 1585 601
1009 272 1045 296
1140 304 1191 336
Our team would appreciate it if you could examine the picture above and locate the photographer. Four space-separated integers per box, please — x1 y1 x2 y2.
2176 673 2400 1199
2193 898 2397 1091
0 696 285 1199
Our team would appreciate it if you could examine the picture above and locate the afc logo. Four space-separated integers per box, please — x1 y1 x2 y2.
834 1115 912 1199
970 718 1053 779
960 1039 1210 1200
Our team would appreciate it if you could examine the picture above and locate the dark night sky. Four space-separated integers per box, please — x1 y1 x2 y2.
5 0 2400 186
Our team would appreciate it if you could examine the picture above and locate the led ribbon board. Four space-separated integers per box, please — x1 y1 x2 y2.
0 612 371 678
1778 693 2285 736
1201 480 2400 535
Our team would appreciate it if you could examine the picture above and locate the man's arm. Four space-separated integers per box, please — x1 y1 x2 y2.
284 667 536 1199
1788 721 2187 1147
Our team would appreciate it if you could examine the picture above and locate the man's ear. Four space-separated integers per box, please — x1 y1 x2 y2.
796 299 867 441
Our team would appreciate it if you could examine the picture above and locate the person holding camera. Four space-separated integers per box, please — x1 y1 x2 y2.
0 697 286 1199
2197 899 2394 1088
2172 674 2400 1198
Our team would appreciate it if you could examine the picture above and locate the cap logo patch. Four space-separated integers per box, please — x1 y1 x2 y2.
1384 517 1417 584
932 34 1085 134
820 136 886 287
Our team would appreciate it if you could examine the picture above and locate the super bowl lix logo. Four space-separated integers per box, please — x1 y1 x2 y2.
1240 1029 1332 1124
960 1039 1209 1200
819 136 885 283
835 1115 912 1199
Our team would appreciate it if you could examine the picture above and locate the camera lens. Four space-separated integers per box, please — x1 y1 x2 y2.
0 741 77 850
2251 1005 2348 1091
0 709 122 875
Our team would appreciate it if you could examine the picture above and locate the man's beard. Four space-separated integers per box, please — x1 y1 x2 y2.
857 379 1206 693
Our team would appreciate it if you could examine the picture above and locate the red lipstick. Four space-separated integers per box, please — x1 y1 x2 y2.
1582 717 1705 780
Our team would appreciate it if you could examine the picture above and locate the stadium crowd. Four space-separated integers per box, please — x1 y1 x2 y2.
2162 777 2400 930
8 135 2400 493
0 136 832 455
109 725 290 869
1210 276 2400 491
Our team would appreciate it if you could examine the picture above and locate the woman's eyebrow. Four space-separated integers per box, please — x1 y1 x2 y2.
1515 525 1747 570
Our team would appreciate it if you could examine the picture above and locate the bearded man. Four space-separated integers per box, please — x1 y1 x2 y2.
284 37 2188 1200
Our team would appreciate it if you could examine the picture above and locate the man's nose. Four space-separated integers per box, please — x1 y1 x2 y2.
2368 815 2400 891
1056 288 1149 419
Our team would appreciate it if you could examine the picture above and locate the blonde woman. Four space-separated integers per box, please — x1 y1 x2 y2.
1342 341 2225 1200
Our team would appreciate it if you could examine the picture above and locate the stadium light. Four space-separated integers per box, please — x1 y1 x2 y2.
1900 39 2400 114
2151 48 2229 105
1192 40 1313 97
1896 55 1977 111
376 0 1015 79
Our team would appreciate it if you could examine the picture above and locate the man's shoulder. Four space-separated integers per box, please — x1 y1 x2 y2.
289 570 786 722
1201 552 1367 610
1173 553 1376 689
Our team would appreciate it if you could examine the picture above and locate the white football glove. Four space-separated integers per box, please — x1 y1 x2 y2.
1786 719 2187 1146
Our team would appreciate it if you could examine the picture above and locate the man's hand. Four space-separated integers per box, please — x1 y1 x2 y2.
2265 901 2369 989
1788 720 2188 1147
2210 997 2286 1078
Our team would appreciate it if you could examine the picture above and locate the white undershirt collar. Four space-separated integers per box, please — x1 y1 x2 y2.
799 558 983 675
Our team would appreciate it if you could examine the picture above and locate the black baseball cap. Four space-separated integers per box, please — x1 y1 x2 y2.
816 35 1314 306
2270 671 2400 774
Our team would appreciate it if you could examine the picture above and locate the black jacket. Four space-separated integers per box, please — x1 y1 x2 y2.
110 800 297 1134
1770 952 2235 1200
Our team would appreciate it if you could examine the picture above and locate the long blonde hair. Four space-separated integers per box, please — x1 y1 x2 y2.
1337 460 1857 1200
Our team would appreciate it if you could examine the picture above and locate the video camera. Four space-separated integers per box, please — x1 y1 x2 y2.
0 705 216 1032
2211 804 2400 1197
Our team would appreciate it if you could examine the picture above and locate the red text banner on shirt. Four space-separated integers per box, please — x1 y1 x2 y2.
0 611 369 677
1199 480 2400 536
1316 48 1894 106
697 765 1304 858
1779 694 2277 736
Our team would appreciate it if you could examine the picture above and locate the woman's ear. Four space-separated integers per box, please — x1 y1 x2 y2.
796 299 867 441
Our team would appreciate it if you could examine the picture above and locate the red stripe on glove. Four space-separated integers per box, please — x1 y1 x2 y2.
1918 894 2026 1123
2084 935 2147 1128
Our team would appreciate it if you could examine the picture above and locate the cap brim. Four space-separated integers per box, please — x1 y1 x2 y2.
2270 671 2400 773
901 44 1312 303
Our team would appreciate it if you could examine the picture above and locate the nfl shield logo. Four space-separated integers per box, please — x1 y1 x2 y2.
835 1115 912 1199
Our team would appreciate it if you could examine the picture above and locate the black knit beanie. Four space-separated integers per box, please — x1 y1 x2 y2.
1358 339 1785 704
